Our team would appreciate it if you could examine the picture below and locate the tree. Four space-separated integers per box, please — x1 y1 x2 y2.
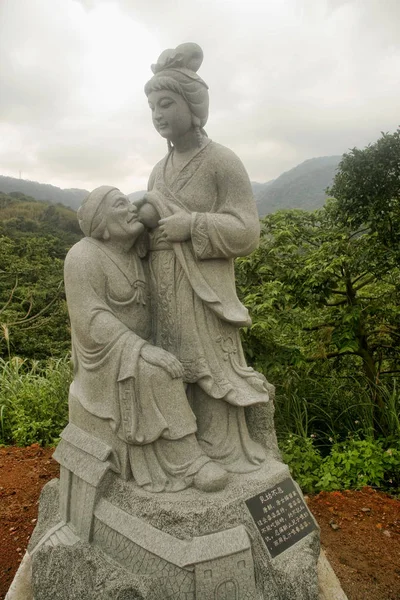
328 127 400 256
0 235 70 359
236 204 400 428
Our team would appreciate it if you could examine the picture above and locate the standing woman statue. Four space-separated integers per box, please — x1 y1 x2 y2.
139 43 271 474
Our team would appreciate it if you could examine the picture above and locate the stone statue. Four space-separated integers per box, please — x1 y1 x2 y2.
138 42 271 474
64 185 228 493
25 43 322 600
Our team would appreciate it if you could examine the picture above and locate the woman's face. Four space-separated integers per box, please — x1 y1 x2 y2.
102 190 144 243
147 89 193 143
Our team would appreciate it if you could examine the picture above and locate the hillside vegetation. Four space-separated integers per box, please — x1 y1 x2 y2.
0 192 82 242
0 192 82 360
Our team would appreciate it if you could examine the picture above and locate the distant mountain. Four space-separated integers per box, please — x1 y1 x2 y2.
253 156 341 217
0 176 88 210
0 155 341 216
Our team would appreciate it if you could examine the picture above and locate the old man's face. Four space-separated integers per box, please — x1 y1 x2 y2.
102 190 145 243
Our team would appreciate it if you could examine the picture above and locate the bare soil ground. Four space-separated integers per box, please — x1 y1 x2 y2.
0 445 399 600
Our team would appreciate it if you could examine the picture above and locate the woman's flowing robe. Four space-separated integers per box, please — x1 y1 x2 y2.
146 139 270 472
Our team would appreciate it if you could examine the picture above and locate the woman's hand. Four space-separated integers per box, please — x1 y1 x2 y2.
140 344 184 379
159 212 191 242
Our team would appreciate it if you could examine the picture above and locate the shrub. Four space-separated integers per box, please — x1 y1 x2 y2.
280 434 400 494
280 435 323 494
317 437 400 492
0 356 71 446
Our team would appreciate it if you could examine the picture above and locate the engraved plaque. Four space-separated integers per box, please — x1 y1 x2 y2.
245 477 317 558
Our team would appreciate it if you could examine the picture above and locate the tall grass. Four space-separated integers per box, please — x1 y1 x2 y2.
0 356 71 446
274 367 400 447
274 368 400 494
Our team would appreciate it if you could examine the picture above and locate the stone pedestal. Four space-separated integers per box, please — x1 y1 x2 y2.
29 450 320 600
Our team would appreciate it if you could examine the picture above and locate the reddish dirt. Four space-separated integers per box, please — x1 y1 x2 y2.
307 488 400 600
0 446 399 600
0 445 59 599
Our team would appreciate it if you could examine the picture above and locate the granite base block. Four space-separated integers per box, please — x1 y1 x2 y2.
27 459 324 600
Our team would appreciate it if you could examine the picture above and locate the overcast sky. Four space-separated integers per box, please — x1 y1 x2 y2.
0 0 399 193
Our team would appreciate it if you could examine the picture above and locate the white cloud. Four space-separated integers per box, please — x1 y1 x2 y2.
0 0 399 192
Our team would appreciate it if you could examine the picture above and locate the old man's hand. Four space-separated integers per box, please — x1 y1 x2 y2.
140 344 184 379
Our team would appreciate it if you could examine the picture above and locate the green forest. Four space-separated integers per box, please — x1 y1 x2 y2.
0 129 399 494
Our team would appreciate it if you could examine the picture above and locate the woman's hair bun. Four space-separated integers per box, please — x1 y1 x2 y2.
151 42 203 75
175 43 203 72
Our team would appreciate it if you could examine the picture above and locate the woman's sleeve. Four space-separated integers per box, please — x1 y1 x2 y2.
190 147 260 260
